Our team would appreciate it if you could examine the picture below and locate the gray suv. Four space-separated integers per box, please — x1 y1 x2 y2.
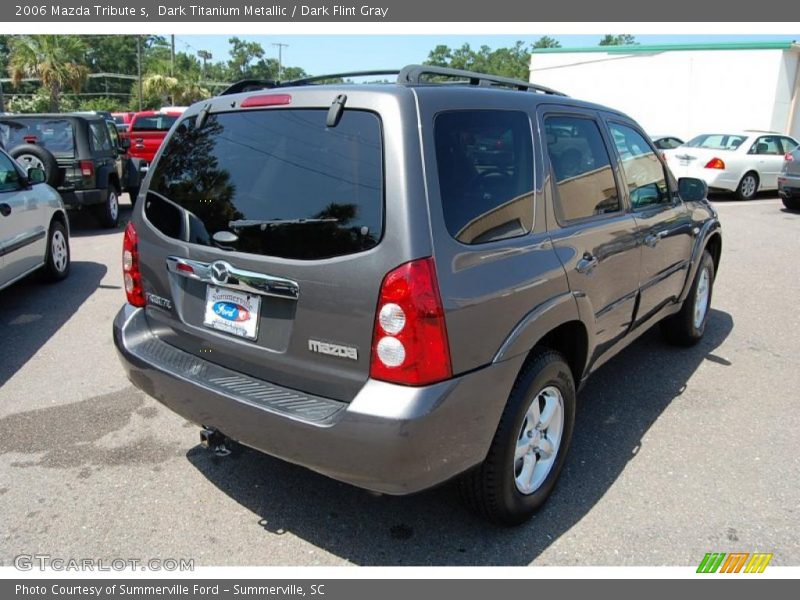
113 66 722 524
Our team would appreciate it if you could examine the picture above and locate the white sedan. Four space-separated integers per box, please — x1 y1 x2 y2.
664 131 799 200
0 147 70 290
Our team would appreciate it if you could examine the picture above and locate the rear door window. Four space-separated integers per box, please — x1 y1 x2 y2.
545 115 620 223
434 110 534 244
89 121 113 153
146 109 383 260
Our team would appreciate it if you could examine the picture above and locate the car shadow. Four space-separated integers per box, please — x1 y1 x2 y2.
186 309 733 566
67 195 134 237
0 261 107 387
707 191 775 203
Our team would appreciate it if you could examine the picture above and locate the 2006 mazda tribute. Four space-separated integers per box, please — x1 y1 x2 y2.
114 66 721 524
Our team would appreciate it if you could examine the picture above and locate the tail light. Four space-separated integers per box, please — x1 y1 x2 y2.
79 160 95 178
785 152 794 162
122 222 145 307
704 158 725 169
369 258 452 386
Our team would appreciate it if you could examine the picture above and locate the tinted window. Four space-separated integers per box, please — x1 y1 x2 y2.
132 115 179 132
0 152 22 193
434 110 533 244
654 137 683 150
545 115 619 222
610 123 670 210
749 136 783 155
89 121 112 152
686 134 748 151
0 118 75 155
147 109 383 260
780 137 798 153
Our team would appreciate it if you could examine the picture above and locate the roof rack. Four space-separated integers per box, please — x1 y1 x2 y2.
219 64 567 97
397 65 567 95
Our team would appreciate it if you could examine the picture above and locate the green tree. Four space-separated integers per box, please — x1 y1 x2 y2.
227 37 265 78
142 72 210 108
533 36 561 49
425 41 533 79
599 34 638 46
7 35 89 112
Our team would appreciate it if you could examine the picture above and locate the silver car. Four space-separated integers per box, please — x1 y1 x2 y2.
778 145 800 210
0 147 70 290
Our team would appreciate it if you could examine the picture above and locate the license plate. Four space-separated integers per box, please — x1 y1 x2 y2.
203 286 260 340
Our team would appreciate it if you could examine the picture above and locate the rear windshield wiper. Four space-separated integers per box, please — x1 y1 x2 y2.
228 218 339 230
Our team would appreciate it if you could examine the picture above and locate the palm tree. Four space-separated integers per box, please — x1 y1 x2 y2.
143 72 211 107
7 35 89 112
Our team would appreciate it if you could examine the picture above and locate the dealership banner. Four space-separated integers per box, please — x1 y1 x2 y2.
3 579 798 599
1 0 797 21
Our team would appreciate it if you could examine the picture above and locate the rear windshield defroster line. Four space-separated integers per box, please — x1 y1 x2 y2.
146 108 384 260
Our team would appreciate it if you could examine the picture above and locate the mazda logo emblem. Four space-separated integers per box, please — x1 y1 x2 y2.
211 261 230 284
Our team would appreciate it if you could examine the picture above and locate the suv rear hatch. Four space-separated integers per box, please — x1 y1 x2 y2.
134 92 418 402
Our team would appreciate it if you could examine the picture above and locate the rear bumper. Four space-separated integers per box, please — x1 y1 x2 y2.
113 305 523 495
667 163 738 192
59 188 104 207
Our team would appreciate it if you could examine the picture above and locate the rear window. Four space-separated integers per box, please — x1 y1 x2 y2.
686 134 748 151
131 115 179 132
434 110 534 244
0 118 76 155
146 109 383 260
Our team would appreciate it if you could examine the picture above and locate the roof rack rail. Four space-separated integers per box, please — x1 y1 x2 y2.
397 64 568 96
219 65 567 97
287 69 402 86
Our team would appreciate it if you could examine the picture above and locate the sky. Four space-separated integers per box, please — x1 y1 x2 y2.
174 34 798 76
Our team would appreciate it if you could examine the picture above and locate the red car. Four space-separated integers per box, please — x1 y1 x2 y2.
120 110 182 203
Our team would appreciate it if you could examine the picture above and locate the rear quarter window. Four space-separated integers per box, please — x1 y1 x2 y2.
146 108 383 260
434 110 534 244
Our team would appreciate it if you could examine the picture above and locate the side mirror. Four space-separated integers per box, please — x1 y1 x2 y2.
27 167 46 185
120 137 131 150
678 177 708 202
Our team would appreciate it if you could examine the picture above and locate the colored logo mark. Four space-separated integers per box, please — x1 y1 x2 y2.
697 552 773 573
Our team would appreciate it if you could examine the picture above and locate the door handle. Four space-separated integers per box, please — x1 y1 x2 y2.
644 230 668 247
0 203 11 217
576 252 599 274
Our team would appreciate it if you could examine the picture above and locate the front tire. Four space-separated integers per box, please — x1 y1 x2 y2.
736 172 759 201
460 350 576 525
661 250 715 346
42 220 70 282
94 185 120 228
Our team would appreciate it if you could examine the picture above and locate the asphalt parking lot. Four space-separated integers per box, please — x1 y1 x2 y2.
1 194 798 567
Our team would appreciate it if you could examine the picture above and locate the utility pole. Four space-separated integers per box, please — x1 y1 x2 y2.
136 35 143 111
272 43 289 80
170 34 175 76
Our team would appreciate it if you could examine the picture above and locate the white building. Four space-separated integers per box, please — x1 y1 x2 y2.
530 41 800 141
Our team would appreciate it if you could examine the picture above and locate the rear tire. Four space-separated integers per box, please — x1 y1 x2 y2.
782 197 800 211
42 220 70 282
10 144 59 187
459 350 576 525
661 250 715 346
735 172 758 201
94 185 120 228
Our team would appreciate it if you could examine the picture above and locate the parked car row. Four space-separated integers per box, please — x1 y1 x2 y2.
661 130 799 201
